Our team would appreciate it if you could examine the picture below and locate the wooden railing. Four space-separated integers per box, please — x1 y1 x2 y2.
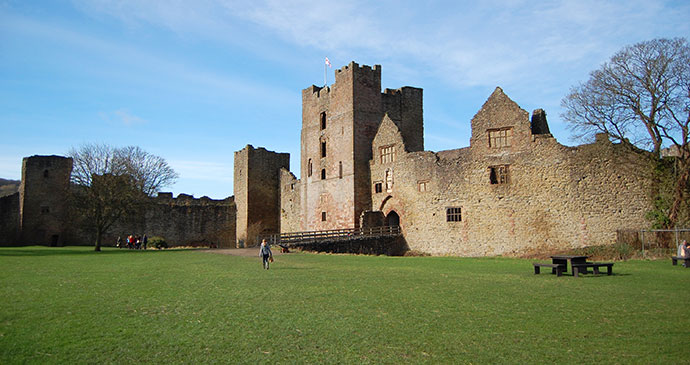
260 225 401 245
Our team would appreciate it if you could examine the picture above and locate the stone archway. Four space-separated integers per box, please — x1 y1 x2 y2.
386 211 400 227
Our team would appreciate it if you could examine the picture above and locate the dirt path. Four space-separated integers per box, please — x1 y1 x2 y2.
208 247 287 257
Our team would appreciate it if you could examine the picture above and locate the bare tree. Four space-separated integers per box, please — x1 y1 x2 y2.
68 144 179 251
562 38 690 227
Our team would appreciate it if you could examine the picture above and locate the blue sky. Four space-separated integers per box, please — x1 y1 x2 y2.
1 1 689 199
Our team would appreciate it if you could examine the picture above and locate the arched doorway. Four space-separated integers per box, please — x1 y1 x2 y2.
386 211 400 227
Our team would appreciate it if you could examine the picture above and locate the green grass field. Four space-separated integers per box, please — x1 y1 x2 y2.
1 246 688 363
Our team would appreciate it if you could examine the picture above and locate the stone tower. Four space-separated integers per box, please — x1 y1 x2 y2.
19 155 73 246
234 145 290 247
300 61 423 231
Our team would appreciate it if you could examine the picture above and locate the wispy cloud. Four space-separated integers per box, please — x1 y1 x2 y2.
169 160 234 183
99 109 147 126
72 0 690 92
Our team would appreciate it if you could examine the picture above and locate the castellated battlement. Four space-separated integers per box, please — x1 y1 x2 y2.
335 61 381 75
155 192 233 206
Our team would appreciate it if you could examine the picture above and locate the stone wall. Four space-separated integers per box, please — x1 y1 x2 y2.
370 88 653 256
0 192 19 245
104 193 236 248
234 145 289 246
297 62 424 233
290 235 408 256
3 155 237 248
20 155 73 246
280 168 301 233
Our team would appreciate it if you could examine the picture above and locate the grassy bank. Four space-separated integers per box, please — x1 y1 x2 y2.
0 247 687 363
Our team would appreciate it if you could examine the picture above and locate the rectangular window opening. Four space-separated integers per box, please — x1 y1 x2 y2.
320 112 327 130
374 182 383 194
488 128 513 148
321 141 327 158
446 207 462 222
321 211 327 221
418 180 428 192
489 165 510 185
380 145 396 164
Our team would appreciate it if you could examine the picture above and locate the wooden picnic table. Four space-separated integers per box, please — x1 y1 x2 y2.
550 255 588 275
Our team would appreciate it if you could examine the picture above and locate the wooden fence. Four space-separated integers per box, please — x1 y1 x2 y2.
259 225 401 246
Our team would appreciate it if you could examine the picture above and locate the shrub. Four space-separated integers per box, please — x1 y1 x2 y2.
149 236 168 249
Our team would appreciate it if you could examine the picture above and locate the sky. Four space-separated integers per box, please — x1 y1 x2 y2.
1 1 689 199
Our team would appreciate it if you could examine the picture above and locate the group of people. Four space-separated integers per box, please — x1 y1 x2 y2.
117 234 148 250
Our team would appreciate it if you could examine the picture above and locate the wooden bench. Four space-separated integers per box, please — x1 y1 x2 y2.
571 262 614 277
533 262 564 276
671 256 690 267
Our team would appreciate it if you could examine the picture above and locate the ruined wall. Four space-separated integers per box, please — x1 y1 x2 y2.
0 192 19 245
20 155 73 246
2 154 236 248
234 145 289 246
280 168 301 233
105 193 236 248
381 87 424 152
370 88 653 256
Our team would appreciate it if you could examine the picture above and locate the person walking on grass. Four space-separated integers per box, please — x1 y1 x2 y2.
259 239 273 270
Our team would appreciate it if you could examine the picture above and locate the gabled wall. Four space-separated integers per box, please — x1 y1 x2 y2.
370 88 652 256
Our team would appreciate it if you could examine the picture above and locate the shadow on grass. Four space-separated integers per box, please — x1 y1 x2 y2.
0 246 159 257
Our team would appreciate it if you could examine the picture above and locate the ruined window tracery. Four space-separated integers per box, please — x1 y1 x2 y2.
489 165 510 184
488 128 513 148
385 168 393 192
446 207 462 222
380 145 395 164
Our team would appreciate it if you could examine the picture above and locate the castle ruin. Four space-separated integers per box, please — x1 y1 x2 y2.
0 61 654 255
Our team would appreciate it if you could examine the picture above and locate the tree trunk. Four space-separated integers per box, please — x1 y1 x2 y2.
95 227 102 252
668 163 690 228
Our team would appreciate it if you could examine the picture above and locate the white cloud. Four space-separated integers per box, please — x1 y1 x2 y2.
70 0 690 93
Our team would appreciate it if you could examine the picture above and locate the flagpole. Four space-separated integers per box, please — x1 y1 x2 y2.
324 57 331 87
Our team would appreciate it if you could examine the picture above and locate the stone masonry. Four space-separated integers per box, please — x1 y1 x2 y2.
1 155 236 247
234 145 289 246
275 62 655 256
1 61 658 255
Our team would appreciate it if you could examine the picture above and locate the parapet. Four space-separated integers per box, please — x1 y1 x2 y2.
154 192 233 206
335 61 381 75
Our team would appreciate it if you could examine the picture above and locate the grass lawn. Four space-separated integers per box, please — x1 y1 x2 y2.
1 246 688 363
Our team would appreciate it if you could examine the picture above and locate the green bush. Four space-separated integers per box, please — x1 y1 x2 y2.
149 236 168 249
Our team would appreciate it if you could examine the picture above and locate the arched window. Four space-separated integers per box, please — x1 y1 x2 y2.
320 112 327 130
339 161 343 179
